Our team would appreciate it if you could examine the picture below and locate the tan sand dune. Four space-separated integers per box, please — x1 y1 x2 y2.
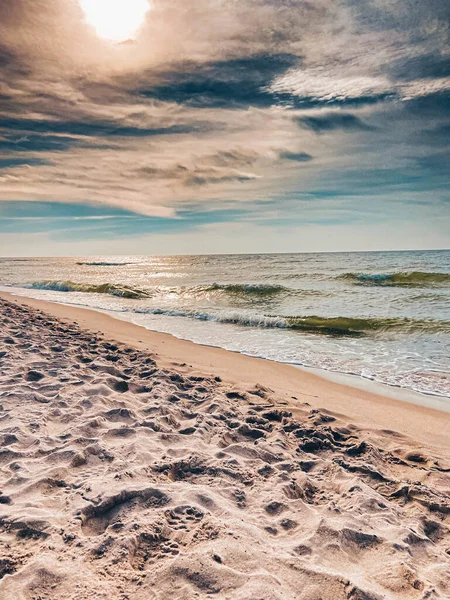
0 293 449 599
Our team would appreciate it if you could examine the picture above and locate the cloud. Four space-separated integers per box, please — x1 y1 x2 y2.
391 54 450 82
0 117 211 139
0 0 448 251
138 163 259 187
296 112 376 133
0 157 50 168
0 133 93 153
138 54 301 109
279 151 313 162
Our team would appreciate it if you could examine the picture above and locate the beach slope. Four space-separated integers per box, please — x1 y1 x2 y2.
0 294 449 599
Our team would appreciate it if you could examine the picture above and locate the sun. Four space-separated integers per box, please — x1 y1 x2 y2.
80 0 150 43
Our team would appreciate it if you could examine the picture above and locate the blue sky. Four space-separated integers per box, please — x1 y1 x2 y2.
0 0 449 255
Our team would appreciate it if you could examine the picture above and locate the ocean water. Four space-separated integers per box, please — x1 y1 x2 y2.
1 250 449 400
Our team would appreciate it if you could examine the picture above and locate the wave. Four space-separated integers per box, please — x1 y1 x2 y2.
133 307 450 337
339 271 450 287
28 280 323 301
207 283 288 296
28 281 151 300
284 315 450 336
16 280 450 336
76 262 132 267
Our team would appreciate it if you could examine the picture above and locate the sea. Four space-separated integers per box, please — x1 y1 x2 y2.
1 250 449 404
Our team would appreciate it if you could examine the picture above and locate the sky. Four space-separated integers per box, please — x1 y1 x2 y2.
0 0 449 256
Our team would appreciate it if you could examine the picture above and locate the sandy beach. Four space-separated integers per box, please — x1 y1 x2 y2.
1 291 449 599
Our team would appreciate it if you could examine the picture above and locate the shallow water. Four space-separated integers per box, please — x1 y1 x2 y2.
1 250 449 399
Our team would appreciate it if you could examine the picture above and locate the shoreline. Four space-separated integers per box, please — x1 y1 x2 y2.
114 306 450 410
2 290 449 449
3 285 448 409
2 282 449 406
1 292 449 599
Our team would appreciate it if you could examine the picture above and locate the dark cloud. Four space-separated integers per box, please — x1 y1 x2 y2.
187 173 256 187
139 165 189 180
279 151 313 162
138 53 300 109
139 164 257 187
208 150 260 167
391 54 450 82
0 44 17 69
0 157 50 168
0 134 83 153
0 117 211 139
136 54 398 110
402 91 450 118
296 113 376 134
420 124 450 148
346 0 450 35
299 94 396 109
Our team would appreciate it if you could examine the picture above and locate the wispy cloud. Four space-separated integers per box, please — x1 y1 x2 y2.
0 0 448 250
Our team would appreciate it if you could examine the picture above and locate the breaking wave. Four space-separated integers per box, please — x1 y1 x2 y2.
28 281 151 299
28 280 321 301
339 271 450 287
133 307 450 337
206 283 288 295
25 280 450 336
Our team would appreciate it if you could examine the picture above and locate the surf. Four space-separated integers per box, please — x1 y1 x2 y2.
28 281 151 299
132 307 450 337
339 271 450 287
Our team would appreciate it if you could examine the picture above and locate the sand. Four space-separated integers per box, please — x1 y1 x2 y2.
0 292 449 600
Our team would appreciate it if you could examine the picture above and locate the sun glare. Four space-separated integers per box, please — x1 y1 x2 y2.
79 0 150 42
